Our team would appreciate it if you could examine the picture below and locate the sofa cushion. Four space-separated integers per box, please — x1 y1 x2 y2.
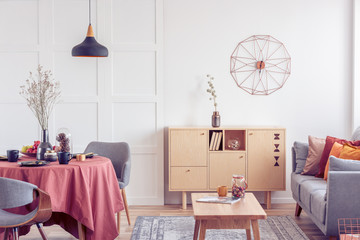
302 136 325 175
339 144 360 160
293 141 309 174
329 156 360 171
324 142 343 180
291 172 322 201
310 190 327 224
299 179 327 210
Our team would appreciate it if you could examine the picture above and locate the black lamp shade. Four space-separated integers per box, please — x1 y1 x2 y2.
72 25 108 57
72 37 108 57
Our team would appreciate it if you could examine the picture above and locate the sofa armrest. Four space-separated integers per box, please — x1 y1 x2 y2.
325 171 360 236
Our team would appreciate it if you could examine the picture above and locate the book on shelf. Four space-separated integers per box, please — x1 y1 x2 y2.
196 196 241 204
215 132 222 150
209 132 218 151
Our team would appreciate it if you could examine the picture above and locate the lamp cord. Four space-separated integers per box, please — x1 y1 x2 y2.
89 0 91 25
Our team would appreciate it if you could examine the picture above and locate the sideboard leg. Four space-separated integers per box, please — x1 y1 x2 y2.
182 191 187 210
264 191 271 209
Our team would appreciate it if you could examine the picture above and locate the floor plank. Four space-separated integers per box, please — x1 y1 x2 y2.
20 203 330 240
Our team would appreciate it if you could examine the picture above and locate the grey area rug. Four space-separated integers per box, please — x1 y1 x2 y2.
131 216 310 240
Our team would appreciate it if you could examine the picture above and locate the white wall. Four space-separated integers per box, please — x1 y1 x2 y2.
163 0 354 204
0 0 355 205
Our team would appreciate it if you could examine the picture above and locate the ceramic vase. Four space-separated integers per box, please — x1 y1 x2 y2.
37 129 52 160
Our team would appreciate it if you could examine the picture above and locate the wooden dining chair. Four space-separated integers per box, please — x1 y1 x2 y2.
0 177 52 240
84 141 131 232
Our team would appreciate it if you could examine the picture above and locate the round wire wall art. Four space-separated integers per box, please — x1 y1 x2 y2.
230 35 291 95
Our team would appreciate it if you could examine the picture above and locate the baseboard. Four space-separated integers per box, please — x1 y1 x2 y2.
270 197 296 204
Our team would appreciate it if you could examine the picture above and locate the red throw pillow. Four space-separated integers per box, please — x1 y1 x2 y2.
315 136 360 178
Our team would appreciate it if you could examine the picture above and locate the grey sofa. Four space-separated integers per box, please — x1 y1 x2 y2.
291 143 360 238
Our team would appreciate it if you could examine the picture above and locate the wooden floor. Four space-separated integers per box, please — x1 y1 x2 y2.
21 203 330 240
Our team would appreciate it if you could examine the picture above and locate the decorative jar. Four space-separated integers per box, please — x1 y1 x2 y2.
55 128 73 154
232 174 248 199
44 150 57 162
227 137 240 150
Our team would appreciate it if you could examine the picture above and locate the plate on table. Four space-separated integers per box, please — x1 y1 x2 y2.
19 160 49 167
0 155 7 161
20 152 37 157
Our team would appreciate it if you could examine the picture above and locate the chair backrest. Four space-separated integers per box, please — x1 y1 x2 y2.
0 177 37 209
84 141 131 187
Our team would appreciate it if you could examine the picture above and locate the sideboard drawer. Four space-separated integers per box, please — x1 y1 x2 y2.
170 167 207 190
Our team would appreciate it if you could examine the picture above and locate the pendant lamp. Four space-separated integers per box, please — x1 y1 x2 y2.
72 0 108 57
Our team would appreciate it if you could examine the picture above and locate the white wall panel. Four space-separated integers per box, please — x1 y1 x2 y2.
112 51 156 96
0 0 39 45
53 0 96 45
54 103 98 152
112 0 156 43
112 102 156 146
0 104 39 152
53 52 97 96
0 52 39 99
127 154 158 200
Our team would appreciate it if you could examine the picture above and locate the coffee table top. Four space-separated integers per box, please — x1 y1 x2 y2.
191 193 267 220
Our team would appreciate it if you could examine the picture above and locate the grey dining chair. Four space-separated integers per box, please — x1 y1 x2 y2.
0 177 52 240
84 141 131 232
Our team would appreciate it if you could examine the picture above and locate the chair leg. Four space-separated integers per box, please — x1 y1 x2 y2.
3 228 9 240
121 188 131 225
295 203 302 217
12 227 19 240
36 223 48 240
117 211 121 233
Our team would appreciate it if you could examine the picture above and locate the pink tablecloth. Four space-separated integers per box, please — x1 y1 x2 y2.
0 156 124 240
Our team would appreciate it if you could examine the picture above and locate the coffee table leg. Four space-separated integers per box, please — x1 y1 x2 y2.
193 220 200 240
199 220 207 240
251 220 260 240
246 228 251 240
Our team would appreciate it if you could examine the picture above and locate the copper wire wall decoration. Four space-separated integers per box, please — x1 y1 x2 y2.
230 35 291 95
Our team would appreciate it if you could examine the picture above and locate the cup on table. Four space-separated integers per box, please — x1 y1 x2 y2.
76 154 86 161
58 152 72 164
217 185 228 197
7 150 19 162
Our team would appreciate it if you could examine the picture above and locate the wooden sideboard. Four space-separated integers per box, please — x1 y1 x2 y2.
168 127 286 209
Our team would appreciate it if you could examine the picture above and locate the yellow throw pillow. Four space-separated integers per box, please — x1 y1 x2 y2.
339 144 360 160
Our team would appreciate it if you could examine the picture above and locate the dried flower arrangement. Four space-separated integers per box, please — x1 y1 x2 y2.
19 65 61 130
206 74 218 111
56 132 70 152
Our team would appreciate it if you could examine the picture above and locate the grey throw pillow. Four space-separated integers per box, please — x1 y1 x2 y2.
329 156 360 171
294 141 309 174
352 126 360 141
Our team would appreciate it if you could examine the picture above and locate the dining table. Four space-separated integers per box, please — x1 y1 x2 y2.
0 155 124 240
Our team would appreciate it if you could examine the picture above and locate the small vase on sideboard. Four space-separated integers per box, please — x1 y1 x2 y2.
212 111 220 128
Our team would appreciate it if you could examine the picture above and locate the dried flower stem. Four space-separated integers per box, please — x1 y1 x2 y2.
206 74 218 111
19 65 61 130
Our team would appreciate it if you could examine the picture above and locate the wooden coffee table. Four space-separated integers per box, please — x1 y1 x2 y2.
191 193 267 240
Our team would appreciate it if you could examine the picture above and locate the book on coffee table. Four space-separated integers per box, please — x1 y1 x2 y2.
196 196 241 204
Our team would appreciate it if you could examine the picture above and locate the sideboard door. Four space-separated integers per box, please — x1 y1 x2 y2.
169 129 208 167
247 129 286 191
